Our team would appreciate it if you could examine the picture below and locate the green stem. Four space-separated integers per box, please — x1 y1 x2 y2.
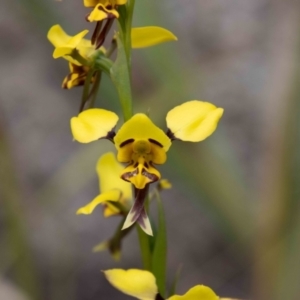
94 56 113 75
124 0 135 66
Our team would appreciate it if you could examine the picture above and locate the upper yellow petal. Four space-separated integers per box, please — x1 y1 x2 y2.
76 190 121 214
168 285 219 300
166 101 224 142
104 269 158 300
48 25 94 64
131 26 177 49
52 29 89 58
97 152 132 201
114 0 127 5
70 108 119 143
114 114 171 152
84 0 99 7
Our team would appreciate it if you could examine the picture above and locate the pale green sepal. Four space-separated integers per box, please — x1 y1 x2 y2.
70 108 119 143
131 26 177 48
168 285 219 300
151 192 167 297
76 190 121 214
103 269 158 300
110 34 133 121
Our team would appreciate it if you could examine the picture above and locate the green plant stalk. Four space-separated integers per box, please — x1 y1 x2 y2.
124 0 135 66
110 33 133 121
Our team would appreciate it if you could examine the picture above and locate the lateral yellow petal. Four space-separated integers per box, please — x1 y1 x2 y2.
114 114 171 152
68 29 89 48
104 269 158 300
70 108 119 143
76 190 120 214
47 24 70 48
168 285 219 300
131 26 177 48
166 100 224 142
97 153 132 201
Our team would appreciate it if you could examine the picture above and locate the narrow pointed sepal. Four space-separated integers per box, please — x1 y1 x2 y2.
122 186 153 236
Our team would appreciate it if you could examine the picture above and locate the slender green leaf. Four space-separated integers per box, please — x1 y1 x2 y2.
168 264 183 297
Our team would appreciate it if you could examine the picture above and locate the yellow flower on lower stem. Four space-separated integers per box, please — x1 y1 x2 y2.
103 269 219 300
71 100 224 235
76 152 132 217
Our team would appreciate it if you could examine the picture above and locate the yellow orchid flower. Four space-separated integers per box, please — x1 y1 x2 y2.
84 0 127 22
48 24 177 87
71 100 223 189
47 24 101 88
47 24 96 64
103 269 219 300
71 101 223 235
76 152 132 217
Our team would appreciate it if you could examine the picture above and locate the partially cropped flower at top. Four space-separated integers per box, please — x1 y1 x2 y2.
76 152 132 217
84 0 127 22
103 268 219 300
71 101 223 235
83 0 127 47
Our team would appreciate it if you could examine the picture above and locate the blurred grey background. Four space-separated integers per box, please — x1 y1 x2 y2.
1 0 300 299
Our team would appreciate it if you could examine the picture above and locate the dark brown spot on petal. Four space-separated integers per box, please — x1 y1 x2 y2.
166 129 178 141
149 138 163 147
141 168 159 182
120 138 134 148
155 294 165 300
144 162 149 168
121 168 139 182
105 130 116 142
